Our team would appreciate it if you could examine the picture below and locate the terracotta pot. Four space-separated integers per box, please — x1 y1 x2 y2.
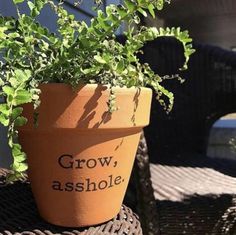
18 83 152 227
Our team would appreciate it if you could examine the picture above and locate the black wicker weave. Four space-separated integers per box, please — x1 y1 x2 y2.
125 39 236 235
0 169 143 235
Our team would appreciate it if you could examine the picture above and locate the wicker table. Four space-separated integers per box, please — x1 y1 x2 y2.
0 169 142 235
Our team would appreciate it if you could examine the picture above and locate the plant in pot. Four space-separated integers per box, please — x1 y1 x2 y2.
0 0 194 227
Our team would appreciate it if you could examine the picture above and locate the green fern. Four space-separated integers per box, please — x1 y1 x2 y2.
0 0 194 181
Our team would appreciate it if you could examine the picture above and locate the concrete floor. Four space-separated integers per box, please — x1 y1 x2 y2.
221 113 236 119
208 113 236 160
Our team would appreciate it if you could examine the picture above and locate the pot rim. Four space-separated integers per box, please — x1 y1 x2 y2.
39 83 152 93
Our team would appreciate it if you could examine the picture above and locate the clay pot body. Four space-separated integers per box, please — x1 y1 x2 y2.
19 84 152 227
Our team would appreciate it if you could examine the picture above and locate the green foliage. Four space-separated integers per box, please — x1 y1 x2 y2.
0 0 195 181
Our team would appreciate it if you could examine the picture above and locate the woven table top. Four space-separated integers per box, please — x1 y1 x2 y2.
0 169 142 235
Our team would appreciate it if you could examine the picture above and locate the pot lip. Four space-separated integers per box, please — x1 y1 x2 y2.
39 83 152 93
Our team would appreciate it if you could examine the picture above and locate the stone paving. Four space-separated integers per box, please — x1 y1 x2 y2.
208 113 236 160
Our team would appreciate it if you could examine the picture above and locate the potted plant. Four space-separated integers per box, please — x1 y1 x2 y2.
0 0 194 227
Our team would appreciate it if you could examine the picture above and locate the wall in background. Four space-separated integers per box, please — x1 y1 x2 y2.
208 115 236 160
144 0 236 50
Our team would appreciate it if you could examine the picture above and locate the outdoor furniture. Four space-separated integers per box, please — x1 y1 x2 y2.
125 38 236 235
0 168 143 235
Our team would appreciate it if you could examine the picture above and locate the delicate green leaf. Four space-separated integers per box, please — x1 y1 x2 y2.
137 8 147 17
12 162 28 172
94 55 106 64
14 153 27 163
13 0 25 4
9 77 19 88
125 0 136 11
12 107 23 119
14 116 27 126
156 0 164 10
0 104 10 115
0 26 7 39
116 60 125 73
27 1 35 11
6 173 22 182
12 144 26 162
2 86 15 96
12 144 22 156
0 78 4 86
148 4 155 18
117 6 127 18
13 90 32 105
15 69 31 82
0 113 9 126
